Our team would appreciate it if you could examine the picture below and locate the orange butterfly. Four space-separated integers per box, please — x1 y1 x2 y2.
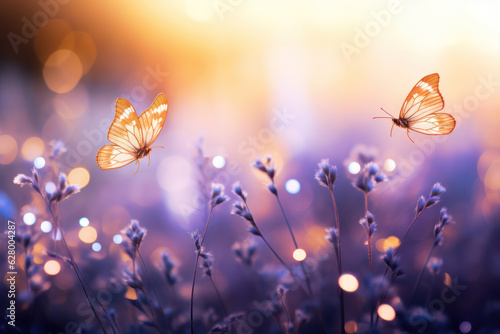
374 73 456 143
96 93 168 174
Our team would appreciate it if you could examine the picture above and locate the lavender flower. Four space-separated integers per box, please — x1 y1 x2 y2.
434 208 452 246
315 158 337 189
353 162 387 194
121 220 147 256
252 154 276 181
210 183 229 208
13 168 40 193
232 238 258 266
325 227 338 247
159 252 177 286
359 211 377 237
382 247 404 278
427 257 444 275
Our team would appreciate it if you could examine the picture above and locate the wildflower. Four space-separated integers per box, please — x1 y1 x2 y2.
232 238 258 266
276 284 288 298
325 227 338 246
353 162 387 194
201 254 214 278
315 158 337 189
49 140 67 159
252 154 276 181
231 202 260 236
427 257 444 275
232 181 247 202
210 183 229 209
382 247 404 278
122 220 147 254
434 208 452 246
13 168 40 193
359 211 377 237
159 252 177 286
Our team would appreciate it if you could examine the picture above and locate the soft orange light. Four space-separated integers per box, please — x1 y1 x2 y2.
377 304 396 321
345 320 358 333
44 260 61 275
383 236 400 251
60 31 97 74
68 167 90 188
293 248 307 262
0 135 18 164
125 287 137 300
339 274 359 292
43 49 83 93
21 137 45 161
79 226 97 243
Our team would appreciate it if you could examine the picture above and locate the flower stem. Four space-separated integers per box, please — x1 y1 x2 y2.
364 193 372 272
210 275 227 318
280 294 290 334
410 244 436 304
47 204 110 334
190 207 214 334
330 189 346 334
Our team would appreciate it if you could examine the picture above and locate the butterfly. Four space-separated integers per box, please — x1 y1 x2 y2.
96 93 168 174
374 73 456 143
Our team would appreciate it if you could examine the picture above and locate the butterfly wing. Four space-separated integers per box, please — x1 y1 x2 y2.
107 98 144 152
407 113 456 135
138 93 168 146
400 73 455 135
96 145 137 169
400 73 444 120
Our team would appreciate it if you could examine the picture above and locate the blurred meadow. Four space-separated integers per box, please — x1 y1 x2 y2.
1 0 500 333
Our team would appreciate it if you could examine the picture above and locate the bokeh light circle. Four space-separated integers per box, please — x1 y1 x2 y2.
23 213 36 225
212 155 226 169
41 221 53 233
43 49 83 93
0 135 18 164
113 235 123 244
345 320 358 333
22 137 45 161
68 167 90 188
285 179 301 194
383 159 396 172
459 321 472 333
79 226 97 243
45 182 56 195
92 243 102 252
34 157 46 169
44 260 61 276
79 217 90 227
293 248 307 262
339 274 359 292
377 304 396 321
348 162 361 174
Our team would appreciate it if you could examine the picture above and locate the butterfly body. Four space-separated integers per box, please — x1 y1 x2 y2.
375 73 456 143
97 93 168 174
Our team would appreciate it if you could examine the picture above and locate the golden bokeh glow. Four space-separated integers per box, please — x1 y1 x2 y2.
292 248 307 262
21 137 45 161
43 49 83 93
345 320 358 333
0 135 18 164
125 287 137 300
79 226 98 243
377 304 396 321
68 167 90 188
338 273 359 292
44 260 61 276
383 236 400 251
484 159 500 190
60 31 97 74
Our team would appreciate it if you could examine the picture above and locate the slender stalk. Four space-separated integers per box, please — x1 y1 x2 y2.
329 189 345 334
138 250 166 320
275 193 326 334
47 204 108 334
276 195 298 248
191 207 214 334
364 193 372 272
410 245 435 303
210 275 227 318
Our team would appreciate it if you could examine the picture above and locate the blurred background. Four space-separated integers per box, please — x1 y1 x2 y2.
1 0 500 333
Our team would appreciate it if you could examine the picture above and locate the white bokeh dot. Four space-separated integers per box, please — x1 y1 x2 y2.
113 234 123 244
212 155 226 169
23 213 36 225
348 162 361 174
34 157 46 169
40 221 53 233
79 217 89 227
285 179 301 194
92 243 101 252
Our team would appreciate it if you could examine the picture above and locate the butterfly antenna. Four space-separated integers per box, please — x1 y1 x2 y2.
149 146 164 149
390 123 395 137
381 108 395 117
406 129 415 143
